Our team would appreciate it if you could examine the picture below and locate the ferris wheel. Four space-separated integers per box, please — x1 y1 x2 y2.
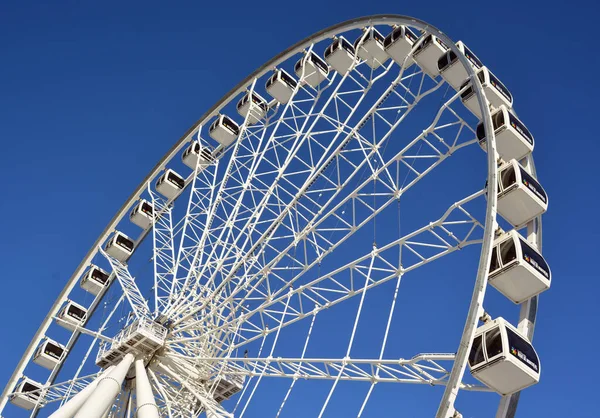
0 14 551 418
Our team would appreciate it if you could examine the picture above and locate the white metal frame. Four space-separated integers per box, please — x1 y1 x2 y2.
0 15 545 418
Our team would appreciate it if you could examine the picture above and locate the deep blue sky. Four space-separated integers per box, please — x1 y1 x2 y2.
0 0 598 417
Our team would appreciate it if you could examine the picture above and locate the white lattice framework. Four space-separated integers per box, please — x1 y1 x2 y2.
0 14 545 418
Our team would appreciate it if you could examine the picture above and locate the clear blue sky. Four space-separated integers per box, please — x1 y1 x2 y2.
0 0 598 417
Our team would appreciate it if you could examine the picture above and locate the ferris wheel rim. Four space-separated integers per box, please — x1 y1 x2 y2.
0 14 540 418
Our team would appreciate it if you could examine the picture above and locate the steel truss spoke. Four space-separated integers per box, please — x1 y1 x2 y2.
100 248 150 319
192 355 491 390
171 190 484 350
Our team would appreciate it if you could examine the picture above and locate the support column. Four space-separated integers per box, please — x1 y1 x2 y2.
49 366 115 418
134 359 160 418
74 353 135 418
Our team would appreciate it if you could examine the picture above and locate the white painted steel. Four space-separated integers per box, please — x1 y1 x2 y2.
74 354 134 418
135 359 160 418
48 366 114 418
0 14 545 418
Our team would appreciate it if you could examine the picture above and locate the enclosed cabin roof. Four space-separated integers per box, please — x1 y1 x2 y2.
354 27 389 69
497 159 548 227
489 229 551 303
383 25 419 67
80 264 111 295
437 40 483 90
469 317 540 395
412 34 449 78
183 141 214 169
294 51 330 88
156 168 185 200
236 91 268 125
265 69 298 104
460 66 513 118
9 378 43 410
105 230 135 262
209 114 241 147
57 300 87 331
130 199 154 229
477 105 534 161
34 338 66 370
324 36 356 75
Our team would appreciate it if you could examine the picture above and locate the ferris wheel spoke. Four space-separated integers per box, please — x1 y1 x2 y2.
169 141 220 305
171 190 484 349
171 67 450 328
166 93 279 316
192 355 492 391
167 71 364 316
100 248 151 319
156 362 234 418
175 114 480 340
148 189 177 316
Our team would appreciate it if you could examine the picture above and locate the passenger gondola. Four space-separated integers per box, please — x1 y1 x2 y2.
57 301 87 331
295 52 330 88
383 25 418 67
489 230 551 303
438 41 483 90
208 115 240 147
412 34 449 78
182 141 214 170
80 264 111 295
324 36 356 75
33 338 66 370
105 231 135 262
469 317 540 395
477 105 534 161
497 159 548 227
129 199 154 229
236 92 268 124
460 66 513 118
265 69 298 104
9 378 43 410
354 27 389 69
156 169 185 199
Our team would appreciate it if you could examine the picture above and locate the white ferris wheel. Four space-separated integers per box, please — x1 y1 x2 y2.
0 14 550 418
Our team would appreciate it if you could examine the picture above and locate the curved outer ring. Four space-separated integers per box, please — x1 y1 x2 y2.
0 14 536 418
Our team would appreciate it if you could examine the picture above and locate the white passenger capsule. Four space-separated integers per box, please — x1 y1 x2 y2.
265 69 298 104
469 317 540 395
437 41 483 90
294 51 329 88
80 264 111 295
105 231 135 262
9 378 43 410
489 230 551 303
209 115 240 146
156 169 185 199
182 141 214 169
383 25 418 67
33 338 66 370
354 27 389 69
496 159 548 227
57 300 87 331
324 36 356 75
460 66 513 118
129 199 154 229
477 105 534 161
412 34 449 78
236 92 268 124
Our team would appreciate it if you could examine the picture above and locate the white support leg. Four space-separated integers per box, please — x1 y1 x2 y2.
74 353 135 418
49 366 115 418
134 359 160 418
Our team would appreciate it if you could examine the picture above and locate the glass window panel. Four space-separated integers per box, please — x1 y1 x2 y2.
469 335 485 366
